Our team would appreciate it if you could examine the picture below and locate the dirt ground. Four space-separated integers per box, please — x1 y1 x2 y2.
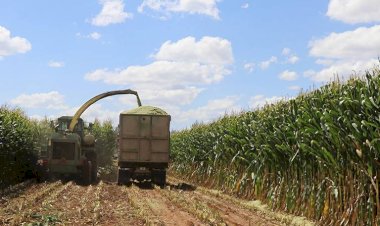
0 176 308 226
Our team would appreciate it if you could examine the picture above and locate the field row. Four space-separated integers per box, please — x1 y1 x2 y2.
0 177 313 225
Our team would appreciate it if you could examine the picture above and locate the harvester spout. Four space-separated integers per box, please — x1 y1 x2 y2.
68 89 142 132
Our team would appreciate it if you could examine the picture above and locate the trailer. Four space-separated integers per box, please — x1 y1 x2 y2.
117 106 170 187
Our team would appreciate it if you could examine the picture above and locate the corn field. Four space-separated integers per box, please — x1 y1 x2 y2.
0 106 42 189
171 68 380 225
92 119 117 168
0 106 119 189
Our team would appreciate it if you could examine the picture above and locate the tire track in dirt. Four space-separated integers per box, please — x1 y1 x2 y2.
0 179 34 202
95 182 145 226
36 181 86 225
0 181 145 225
127 182 204 225
0 181 60 209
20 181 74 224
0 177 303 225
192 191 280 226
0 181 64 225
27 181 143 225
167 176 284 226
159 187 225 225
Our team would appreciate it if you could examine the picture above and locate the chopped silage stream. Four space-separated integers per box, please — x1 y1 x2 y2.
0 177 312 226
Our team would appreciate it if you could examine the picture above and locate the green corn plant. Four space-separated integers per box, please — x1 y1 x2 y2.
0 106 37 188
0 106 54 188
171 67 380 225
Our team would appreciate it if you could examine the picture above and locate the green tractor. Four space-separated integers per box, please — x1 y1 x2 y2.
37 116 97 184
37 89 142 184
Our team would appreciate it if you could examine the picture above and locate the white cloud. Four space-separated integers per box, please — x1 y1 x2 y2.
241 3 249 9
138 0 221 20
281 47 299 64
78 95 240 129
279 70 298 81
288 85 301 91
308 25 380 82
29 114 47 121
119 86 202 107
303 70 317 78
89 32 101 40
0 26 31 58
249 95 284 109
48 61 64 68
287 55 299 64
246 48 298 72
310 25 380 60
306 59 378 82
10 91 68 110
315 59 335 66
29 103 121 126
259 56 277 69
92 0 133 26
154 36 233 65
81 103 121 123
327 0 380 24
25 94 240 130
282 48 291 56
76 32 102 40
85 36 233 107
85 61 229 87
244 62 255 73
174 96 241 127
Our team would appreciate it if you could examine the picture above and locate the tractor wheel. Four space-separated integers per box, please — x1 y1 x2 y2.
82 160 92 185
88 152 98 184
91 161 97 184
35 163 48 183
91 157 98 183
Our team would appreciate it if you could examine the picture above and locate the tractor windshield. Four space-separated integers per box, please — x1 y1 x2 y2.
58 120 69 131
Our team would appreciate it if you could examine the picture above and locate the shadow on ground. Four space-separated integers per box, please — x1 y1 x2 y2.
115 180 197 191
133 180 154 190
167 182 197 191
37 177 101 187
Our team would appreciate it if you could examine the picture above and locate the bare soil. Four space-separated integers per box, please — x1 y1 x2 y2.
0 177 292 225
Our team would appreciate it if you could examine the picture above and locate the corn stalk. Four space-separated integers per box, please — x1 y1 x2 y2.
171 67 380 225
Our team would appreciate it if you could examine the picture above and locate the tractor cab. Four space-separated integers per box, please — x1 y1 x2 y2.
55 116 85 138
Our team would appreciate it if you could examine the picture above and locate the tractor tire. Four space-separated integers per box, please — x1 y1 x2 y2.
86 151 98 184
82 160 92 185
35 163 48 183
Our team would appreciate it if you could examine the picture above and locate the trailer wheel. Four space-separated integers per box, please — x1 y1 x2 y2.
152 170 166 188
117 168 132 186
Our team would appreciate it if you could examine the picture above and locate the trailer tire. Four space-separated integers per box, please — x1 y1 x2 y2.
152 169 166 188
117 168 132 186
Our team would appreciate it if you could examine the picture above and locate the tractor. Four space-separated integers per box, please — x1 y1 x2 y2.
37 89 142 184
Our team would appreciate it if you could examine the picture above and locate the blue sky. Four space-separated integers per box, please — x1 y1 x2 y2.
1 0 380 129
